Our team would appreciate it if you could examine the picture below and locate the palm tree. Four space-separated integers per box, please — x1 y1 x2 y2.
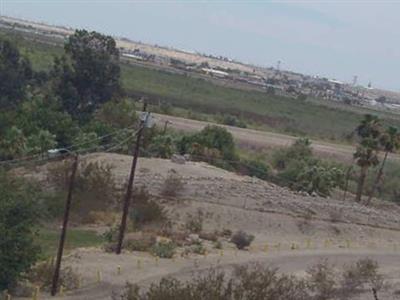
354 139 380 202
366 126 400 205
353 115 382 203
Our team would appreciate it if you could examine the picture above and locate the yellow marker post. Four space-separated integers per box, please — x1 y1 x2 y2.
306 239 311 249
96 270 102 283
345 240 351 249
275 243 281 251
32 286 40 300
59 285 64 297
220 250 224 257
117 265 122 275
137 259 142 269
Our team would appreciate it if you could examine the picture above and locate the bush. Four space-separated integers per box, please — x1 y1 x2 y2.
115 260 386 300
47 160 118 220
272 138 312 170
189 243 207 255
0 172 40 291
130 186 166 227
177 125 237 161
150 241 176 258
115 264 309 300
96 99 137 129
146 135 176 159
221 114 247 128
123 234 156 252
230 231 254 250
306 260 336 300
238 158 269 180
27 259 79 292
161 170 184 198
271 139 345 197
184 210 204 234
340 258 383 298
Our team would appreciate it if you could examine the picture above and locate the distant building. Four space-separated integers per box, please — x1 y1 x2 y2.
201 68 229 78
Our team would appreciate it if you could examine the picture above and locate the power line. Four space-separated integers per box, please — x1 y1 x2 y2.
0 125 139 167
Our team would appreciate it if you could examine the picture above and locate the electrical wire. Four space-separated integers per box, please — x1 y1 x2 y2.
0 125 139 167
0 126 142 168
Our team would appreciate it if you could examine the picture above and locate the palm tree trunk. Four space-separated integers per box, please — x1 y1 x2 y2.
366 151 389 205
343 166 353 201
355 166 368 202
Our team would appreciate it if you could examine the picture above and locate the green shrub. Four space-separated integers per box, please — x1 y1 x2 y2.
47 160 118 220
306 260 336 300
96 99 137 129
115 264 309 300
272 138 313 170
184 210 204 234
272 139 345 196
115 260 385 300
27 259 79 292
177 125 237 161
340 258 383 297
150 241 176 258
0 172 40 291
147 135 176 158
124 235 156 252
130 186 166 227
190 243 207 255
161 170 184 198
221 114 247 128
230 231 254 250
238 159 269 180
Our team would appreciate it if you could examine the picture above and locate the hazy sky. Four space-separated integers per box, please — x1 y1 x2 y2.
1 1 399 91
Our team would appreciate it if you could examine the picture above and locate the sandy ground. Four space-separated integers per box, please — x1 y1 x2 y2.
14 153 400 299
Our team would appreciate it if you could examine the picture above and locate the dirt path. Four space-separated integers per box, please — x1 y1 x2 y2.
30 248 400 300
153 113 399 163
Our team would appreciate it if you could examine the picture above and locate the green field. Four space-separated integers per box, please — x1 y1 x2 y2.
4 29 400 142
36 227 103 258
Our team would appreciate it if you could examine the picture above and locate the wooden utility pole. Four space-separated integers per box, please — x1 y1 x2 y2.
51 154 79 296
116 103 148 254
162 120 170 135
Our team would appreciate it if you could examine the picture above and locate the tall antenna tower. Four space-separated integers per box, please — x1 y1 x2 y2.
352 75 358 86
276 60 281 72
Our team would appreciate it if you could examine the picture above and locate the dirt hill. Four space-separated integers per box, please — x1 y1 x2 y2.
15 153 400 299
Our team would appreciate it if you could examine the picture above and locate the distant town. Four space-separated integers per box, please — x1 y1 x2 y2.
1 15 400 112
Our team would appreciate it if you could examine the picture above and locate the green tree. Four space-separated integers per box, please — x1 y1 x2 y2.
0 126 27 160
52 30 121 120
353 115 382 202
177 125 236 161
147 135 175 158
0 172 40 291
96 99 136 129
27 129 57 155
16 95 79 147
366 126 400 204
0 37 32 110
